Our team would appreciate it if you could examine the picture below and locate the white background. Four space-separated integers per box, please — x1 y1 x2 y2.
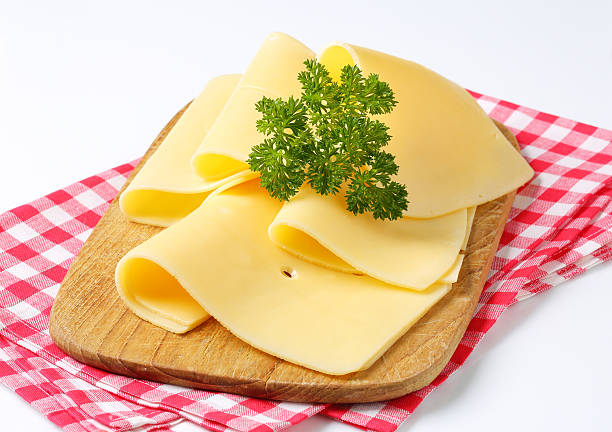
1 1 611 431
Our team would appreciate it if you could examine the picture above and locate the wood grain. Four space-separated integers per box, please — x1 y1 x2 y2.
49 105 517 403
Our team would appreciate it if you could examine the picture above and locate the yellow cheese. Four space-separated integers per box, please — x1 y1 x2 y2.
437 206 475 284
119 74 252 226
440 254 464 284
268 186 467 289
462 207 477 250
191 33 315 181
116 177 451 375
115 256 210 333
318 44 534 218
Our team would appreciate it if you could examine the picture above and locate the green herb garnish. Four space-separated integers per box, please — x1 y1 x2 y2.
247 59 408 220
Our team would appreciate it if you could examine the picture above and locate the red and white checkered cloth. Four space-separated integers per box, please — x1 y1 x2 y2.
1 92 611 432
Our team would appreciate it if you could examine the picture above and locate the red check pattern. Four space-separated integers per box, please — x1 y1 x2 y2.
0 92 611 432
0 336 180 432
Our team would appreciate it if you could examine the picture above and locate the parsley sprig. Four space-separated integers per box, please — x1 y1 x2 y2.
247 59 408 220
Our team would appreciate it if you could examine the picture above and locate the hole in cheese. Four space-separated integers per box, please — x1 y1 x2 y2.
280 266 297 279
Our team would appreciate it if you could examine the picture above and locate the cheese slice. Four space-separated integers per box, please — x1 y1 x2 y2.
115 256 210 333
119 74 252 226
440 254 464 284
437 207 477 284
116 177 451 375
437 206 476 284
191 32 315 181
318 44 534 218
268 186 467 289
462 207 477 250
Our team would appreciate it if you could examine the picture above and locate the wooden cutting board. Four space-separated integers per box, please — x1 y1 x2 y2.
49 105 517 403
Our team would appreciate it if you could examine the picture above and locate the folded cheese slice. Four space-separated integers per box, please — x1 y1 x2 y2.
268 186 467 289
116 177 451 375
191 32 315 181
318 44 534 218
119 74 252 226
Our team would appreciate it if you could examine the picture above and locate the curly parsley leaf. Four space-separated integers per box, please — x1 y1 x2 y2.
247 59 408 220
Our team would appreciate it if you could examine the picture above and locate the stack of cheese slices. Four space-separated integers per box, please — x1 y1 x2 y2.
115 33 533 375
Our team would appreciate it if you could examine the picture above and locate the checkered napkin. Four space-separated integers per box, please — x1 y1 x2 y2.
1 93 611 432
